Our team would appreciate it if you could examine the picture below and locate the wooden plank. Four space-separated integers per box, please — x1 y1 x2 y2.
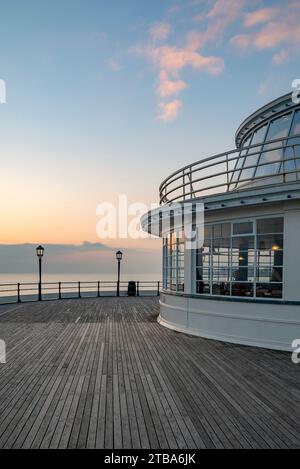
0 297 299 448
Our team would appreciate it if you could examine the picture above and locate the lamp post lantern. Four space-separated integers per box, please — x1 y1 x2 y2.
36 245 44 301
116 250 123 297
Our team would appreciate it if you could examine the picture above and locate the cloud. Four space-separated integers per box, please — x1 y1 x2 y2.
149 22 171 42
157 100 182 122
134 8 226 122
134 0 300 121
230 34 251 50
244 7 279 28
134 41 223 122
157 77 187 98
230 2 300 63
140 44 224 75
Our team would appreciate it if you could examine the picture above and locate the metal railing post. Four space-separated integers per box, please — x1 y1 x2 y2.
292 145 298 181
157 281 160 296
58 282 61 300
137 281 140 297
17 283 21 303
78 281 81 299
226 153 230 191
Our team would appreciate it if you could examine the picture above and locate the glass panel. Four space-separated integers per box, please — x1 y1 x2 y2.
257 234 283 250
257 217 283 234
212 267 231 282
196 281 210 294
232 236 254 249
213 238 231 249
233 221 253 235
256 114 292 177
164 232 184 292
238 152 260 182
196 247 210 267
230 136 252 187
213 223 231 238
232 283 254 297
257 266 282 282
232 250 255 265
284 111 300 173
196 267 210 281
195 217 284 300
236 126 267 185
232 266 255 282
256 283 282 298
291 110 300 136
212 282 230 296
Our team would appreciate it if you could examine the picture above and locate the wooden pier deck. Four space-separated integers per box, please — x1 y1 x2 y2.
0 297 299 449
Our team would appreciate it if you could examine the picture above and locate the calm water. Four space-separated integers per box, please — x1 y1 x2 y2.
0 273 161 284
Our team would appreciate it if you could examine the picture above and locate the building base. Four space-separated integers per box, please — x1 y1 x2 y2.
159 292 300 351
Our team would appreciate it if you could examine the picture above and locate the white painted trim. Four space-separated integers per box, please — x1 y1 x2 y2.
159 299 300 326
157 315 292 352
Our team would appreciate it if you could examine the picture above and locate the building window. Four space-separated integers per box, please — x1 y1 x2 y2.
255 113 293 178
236 125 268 188
283 110 300 178
195 216 284 299
163 232 184 292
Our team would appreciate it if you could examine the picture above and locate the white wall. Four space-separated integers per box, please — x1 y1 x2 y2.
159 199 300 351
159 292 300 351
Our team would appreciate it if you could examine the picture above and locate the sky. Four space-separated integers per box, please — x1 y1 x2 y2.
0 0 300 276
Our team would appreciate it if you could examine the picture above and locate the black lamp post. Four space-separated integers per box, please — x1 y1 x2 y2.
116 250 123 297
36 245 44 301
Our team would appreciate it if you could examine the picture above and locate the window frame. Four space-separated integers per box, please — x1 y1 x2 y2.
193 215 284 300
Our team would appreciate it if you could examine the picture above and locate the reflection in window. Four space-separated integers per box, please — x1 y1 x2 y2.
163 232 184 292
237 125 268 186
255 114 292 177
194 217 284 299
229 136 252 189
283 110 300 178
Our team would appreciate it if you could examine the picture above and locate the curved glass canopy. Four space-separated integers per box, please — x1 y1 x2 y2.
231 109 300 189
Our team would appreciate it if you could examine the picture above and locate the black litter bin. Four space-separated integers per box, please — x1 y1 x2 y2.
127 281 136 297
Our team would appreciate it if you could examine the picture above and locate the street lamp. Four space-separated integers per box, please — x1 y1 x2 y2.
116 250 123 297
36 245 44 301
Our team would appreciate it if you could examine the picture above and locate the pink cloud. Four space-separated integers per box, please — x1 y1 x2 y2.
149 22 171 42
157 78 187 98
230 34 251 50
231 2 300 63
254 21 300 49
157 100 182 122
141 44 224 75
244 7 279 28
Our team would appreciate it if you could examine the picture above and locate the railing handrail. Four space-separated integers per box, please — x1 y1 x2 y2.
0 279 162 305
159 134 300 204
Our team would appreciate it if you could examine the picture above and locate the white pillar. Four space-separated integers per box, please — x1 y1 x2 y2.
284 208 300 301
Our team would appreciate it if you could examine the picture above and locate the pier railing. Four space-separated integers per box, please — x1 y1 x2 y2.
159 134 300 204
0 280 161 305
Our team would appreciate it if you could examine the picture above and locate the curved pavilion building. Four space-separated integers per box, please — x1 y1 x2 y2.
142 92 300 351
